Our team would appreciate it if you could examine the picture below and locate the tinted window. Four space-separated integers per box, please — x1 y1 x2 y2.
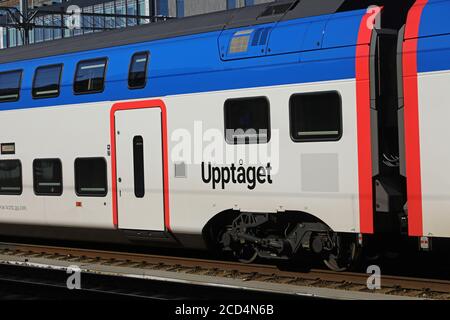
33 159 63 195
0 160 22 195
260 2 296 17
0 70 22 102
74 158 107 197
33 65 63 98
129 52 149 89
74 58 107 94
133 136 145 198
290 91 342 142
224 97 270 144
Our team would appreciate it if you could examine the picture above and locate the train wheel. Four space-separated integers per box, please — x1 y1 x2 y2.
214 224 258 263
323 234 360 272
232 243 258 264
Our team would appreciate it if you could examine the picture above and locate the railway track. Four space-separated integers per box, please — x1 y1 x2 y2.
0 242 449 300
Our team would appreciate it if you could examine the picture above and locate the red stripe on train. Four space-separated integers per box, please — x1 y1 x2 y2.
403 0 428 236
356 9 380 234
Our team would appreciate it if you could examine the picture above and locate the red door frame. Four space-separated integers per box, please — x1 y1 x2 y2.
110 99 171 232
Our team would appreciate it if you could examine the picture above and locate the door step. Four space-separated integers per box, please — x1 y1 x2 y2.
121 230 179 245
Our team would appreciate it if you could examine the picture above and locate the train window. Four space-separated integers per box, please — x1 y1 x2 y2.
33 159 63 196
74 58 107 94
133 136 145 198
0 70 22 103
224 97 270 144
0 160 22 195
289 91 342 142
74 158 107 197
259 2 298 17
32 64 63 99
129 52 149 89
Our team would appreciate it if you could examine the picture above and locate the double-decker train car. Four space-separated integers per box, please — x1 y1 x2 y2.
0 0 446 271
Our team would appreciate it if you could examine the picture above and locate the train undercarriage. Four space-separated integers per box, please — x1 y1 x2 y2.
205 212 361 272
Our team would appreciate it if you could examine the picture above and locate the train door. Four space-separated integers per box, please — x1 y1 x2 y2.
114 107 165 231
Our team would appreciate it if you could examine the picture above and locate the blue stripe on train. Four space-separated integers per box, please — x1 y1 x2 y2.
417 0 450 73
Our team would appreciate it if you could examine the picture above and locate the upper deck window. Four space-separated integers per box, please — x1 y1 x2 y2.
74 58 107 94
0 70 22 102
32 64 63 99
128 52 149 89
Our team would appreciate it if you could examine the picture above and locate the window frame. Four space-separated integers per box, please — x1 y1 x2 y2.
74 157 108 197
0 69 23 103
289 91 343 143
0 159 23 196
32 64 63 99
128 51 150 90
133 135 145 198
224 96 271 145
33 158 63 196
73 58 108 95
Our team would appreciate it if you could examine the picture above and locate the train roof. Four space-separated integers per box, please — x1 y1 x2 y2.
0 0 383 65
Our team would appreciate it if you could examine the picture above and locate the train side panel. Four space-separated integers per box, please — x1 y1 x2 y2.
0 79 362 236
166 80 361 235
403 0 450 238
418 69 450 237
0 102 114 228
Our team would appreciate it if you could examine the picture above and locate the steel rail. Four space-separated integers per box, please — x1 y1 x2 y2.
0 241 448 299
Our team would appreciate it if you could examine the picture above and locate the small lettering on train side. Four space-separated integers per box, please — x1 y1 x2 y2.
0 205 26 212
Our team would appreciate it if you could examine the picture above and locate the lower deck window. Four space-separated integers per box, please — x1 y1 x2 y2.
75 158 107 197
33 159 63 196
0 160 22 195
224 97 270 144
289 91 342 142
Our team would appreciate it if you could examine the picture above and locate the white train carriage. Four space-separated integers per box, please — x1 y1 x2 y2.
1 0 446 270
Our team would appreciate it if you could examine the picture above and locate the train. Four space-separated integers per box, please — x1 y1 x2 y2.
0 0 448 271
